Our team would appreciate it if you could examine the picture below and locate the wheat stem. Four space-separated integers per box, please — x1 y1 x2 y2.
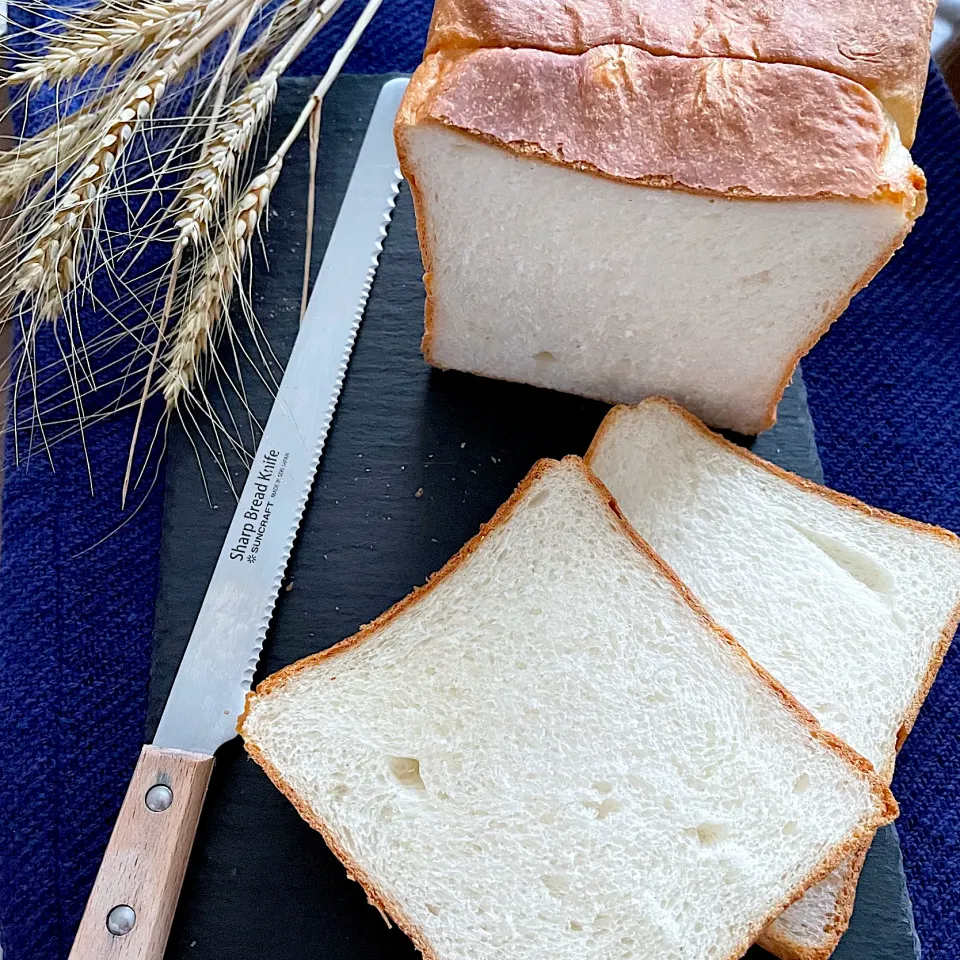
176 0 262 66
7 0 218 88
16 60 177 320
237 0 320 75
120 0 266 504
174 1 339 249
5 0 259 94
201 0 267 149
0 109 100 205
274 0 383 160
131 0 326 486
161 0 383 410
300 101 320 322
160 156 278 406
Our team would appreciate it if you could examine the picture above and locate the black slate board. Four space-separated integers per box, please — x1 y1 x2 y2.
149 76 920 960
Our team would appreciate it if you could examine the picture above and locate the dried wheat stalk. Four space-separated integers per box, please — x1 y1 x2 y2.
0 109 100 205
16 60 176 320
174 80 274 246
5 0 261 99
173 2 341 248
161 156 279 405
121 0 367 500
5 0 386 491
161 0 383 410
8 0 215 88
300 100 321 320
237 0 321 74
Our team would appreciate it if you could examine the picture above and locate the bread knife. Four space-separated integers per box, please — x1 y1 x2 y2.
68 77 408 960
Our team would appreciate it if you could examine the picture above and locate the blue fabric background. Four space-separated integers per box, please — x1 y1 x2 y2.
1 2 959 957
804 70 960 960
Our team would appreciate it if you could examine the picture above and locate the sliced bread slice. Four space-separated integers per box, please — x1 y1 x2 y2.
396 46 926 435
585 398 960 958
242 457 896 960
425 0 936 144
765 848 869 960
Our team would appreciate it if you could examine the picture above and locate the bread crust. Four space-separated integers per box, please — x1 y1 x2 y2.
393 78 440 380
394 49 926 435
399 48 924 204
424 0 936 145
585 395 960 769
241 737 444 960
241 456 897 960
754 214 920 435
586 397 960 957
757 845 870 960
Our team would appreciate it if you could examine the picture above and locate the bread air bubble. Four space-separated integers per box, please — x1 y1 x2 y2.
388 756 426 791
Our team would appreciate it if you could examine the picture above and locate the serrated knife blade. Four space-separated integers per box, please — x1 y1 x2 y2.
153 78 404 756
68 77 408 960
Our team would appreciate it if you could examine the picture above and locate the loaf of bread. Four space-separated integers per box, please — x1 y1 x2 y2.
586 398 960 958
425 0 936 144
242 457 897 960
396 45 925 434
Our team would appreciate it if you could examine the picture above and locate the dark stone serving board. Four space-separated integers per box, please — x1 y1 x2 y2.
148 76 920 960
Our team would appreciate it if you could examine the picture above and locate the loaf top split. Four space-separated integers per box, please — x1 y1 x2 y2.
397 46 925 211
425 0 935 145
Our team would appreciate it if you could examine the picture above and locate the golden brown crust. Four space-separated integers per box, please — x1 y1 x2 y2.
398 47 924 205
753 203 924 433
585 395 960 773
757 845 871 960
587 397 960 958
241 456 897 960
395 50 925 434
424 0 935 145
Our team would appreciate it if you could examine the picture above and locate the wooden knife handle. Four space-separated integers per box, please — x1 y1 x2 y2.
69 745 215 960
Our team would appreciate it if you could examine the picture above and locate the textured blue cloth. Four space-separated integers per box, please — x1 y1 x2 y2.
0 8 435 960
0 2 958 957
804 70 960 960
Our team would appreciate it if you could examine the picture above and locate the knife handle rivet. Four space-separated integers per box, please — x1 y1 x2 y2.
106 904 136 937
145 783 174 813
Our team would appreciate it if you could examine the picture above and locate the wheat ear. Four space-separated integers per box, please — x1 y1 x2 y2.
120 0 265 505
124 0 347 505
0 109 100 206
6 0 259 91
237 0 325 74
7 0 213 88
160 0 383 410
174 78 275 247
174 1 342 249
161 158 279 405
16 61 176 320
